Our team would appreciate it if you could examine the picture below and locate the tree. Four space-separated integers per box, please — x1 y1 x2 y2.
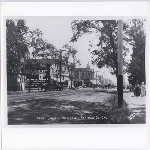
70 20 137 93
25 28 46 92
7 19 28 74
127 20 146 85
6 19 28 91
71 20 130 78
62 44 79 88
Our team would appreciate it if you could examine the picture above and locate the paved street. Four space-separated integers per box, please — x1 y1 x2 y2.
7 88 146 124
8 88 112 103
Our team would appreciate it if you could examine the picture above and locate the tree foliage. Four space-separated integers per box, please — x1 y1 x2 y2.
71 20 130 77
127 20 146 85
6 19 28 74
62 44 80 68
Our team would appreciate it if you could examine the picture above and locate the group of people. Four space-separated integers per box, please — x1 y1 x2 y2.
133 82 146 97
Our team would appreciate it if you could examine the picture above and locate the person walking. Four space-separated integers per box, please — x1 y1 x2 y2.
141 82 146 97
129 84 132 92
134 84 140 96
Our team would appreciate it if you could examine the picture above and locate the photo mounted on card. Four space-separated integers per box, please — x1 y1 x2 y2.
6 16 147 125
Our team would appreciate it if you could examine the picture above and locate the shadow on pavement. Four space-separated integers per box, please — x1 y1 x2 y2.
8 97 131 125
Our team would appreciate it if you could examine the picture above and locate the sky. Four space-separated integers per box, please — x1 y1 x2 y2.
8 16 136 84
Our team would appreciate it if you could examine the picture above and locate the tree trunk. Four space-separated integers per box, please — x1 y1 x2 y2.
13 73 15 91
60 64 61 85
28 64 31 92
71 68 72 88
47 64 50 85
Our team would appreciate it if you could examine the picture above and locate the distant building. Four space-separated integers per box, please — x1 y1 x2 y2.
74 62 94 87
22 59 71 90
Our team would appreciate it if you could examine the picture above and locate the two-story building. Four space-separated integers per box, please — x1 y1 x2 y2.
74 62 94 87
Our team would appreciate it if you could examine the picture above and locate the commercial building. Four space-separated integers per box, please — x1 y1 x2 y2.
7 59 72 91
74 62 94 87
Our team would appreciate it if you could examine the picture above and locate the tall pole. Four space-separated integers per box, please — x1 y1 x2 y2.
59 51 62 85
71 64 73 88
96 72 97 86
54 53 58 82
79 68 80 80
71 54 75 88
118 20 123 108
56 49 66 86
46 64 50 85
95 71 99 87
78 62 81 80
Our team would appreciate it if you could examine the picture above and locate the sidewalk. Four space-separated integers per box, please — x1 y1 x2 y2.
123 92 146 124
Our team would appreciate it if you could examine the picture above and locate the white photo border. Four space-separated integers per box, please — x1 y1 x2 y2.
1 1 150 149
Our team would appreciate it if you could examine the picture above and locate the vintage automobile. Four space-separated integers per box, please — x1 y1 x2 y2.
40 83 63 91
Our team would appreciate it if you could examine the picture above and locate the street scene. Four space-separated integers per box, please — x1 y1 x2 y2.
7 17 146 124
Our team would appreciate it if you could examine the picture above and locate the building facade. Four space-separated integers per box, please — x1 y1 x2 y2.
22 59 71 90
74 62 94 87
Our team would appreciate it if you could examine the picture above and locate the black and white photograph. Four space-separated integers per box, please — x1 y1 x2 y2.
6 16 147 125
1 1 150 149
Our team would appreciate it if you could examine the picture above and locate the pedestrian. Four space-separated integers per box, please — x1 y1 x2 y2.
134 84 140 96
129 84 132 92
133 84 136 96
140 82 146 97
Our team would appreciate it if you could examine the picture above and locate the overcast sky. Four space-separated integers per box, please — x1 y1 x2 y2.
8 16 136 84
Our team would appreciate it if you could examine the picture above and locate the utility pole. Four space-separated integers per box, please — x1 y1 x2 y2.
95 71 99 88
71 52 76 88
56 49 66 86
70 64 73 88
59 51 62 85
78 62 81 80
118 20 123 108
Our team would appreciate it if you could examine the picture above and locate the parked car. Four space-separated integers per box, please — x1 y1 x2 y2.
40 83 49 92
78 86 83 90
82 84 86 88
40 83 63 91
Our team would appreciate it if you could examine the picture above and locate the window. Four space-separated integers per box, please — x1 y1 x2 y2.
82 73 84 76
